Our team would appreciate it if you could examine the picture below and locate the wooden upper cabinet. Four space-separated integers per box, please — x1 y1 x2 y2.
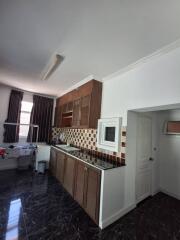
78 80 93 97
67 101 73 112
63 155 76 196
62 103 68 113
80 95 91 127
54 80 102 129
62 101 73 114
56 151 66 183
72 98 81 127
88 80 102 128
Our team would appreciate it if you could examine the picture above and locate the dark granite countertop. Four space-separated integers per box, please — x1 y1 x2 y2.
52 145 125 171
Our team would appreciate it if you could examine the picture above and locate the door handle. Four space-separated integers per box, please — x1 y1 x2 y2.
149 157 154 161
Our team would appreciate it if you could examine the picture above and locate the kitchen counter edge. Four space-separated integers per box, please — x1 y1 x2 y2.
51 145 125 171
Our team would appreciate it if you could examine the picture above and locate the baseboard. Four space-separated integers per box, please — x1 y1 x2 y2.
152 188 160 196
99 203 136 229
160 188 180 200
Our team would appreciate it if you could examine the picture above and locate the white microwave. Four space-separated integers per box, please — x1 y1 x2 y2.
97 117 122 152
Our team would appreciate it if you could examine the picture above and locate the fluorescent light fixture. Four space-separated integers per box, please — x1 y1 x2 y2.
41 54 64 80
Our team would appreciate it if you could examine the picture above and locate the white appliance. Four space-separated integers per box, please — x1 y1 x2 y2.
35 144 50 170
97 117 122 152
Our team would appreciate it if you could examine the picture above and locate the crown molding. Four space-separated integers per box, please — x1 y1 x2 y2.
103 39 180 82
56 39 180 97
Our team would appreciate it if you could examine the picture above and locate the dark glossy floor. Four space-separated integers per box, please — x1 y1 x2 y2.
0 170 180 240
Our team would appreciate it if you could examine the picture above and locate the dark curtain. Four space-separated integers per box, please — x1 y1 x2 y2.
3 90 23 143
28 95 53 143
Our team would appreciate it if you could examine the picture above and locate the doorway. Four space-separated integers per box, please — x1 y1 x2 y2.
136 115 153 203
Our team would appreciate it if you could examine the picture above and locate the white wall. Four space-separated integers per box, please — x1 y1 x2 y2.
102 46 180 125
157 109 180 199
0 84 11 144
101 46 180 216
0 85 14 170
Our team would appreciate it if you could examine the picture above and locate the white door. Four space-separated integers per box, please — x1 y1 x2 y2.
136 116 152 203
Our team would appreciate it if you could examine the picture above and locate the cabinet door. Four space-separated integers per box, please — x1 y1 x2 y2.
56 152 66 183
63 156 76 196
84 167 101 224
49 148 57 176
54 107 62 127
72 99 81 127
74 161 86 206
80 95 90 127
88 80 102 128
62 103 68 113
54 107 58 126
67 101 73 112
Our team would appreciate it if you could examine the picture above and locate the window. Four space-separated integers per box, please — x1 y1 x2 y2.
19 101 33 140
166 121 180 134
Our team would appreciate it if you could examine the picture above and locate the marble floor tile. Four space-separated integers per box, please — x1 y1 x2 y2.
0 198 27 240
0 169 180 240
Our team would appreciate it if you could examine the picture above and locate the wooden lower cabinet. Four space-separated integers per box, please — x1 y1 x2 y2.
74 161 86 206
56 151 66 183
63 155 76 196
74 160 101 224
84 166 101 223
50 147 101 225
49 148 57 176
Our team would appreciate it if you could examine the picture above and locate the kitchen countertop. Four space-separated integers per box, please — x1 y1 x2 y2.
52 145 125 171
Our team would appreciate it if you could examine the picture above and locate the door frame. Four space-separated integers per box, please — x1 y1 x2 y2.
135 114 153 204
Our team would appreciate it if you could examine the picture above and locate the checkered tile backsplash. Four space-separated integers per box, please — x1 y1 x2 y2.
52 127 126 158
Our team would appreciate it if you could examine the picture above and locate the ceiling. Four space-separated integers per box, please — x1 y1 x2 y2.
0 0 180 96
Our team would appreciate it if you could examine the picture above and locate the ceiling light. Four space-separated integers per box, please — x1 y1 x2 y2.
41 54 64 80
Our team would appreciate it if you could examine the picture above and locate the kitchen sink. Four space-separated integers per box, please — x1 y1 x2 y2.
55 144 80 152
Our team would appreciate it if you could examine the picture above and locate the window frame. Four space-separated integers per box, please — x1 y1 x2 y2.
165 121 180 135
19 101 33 139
